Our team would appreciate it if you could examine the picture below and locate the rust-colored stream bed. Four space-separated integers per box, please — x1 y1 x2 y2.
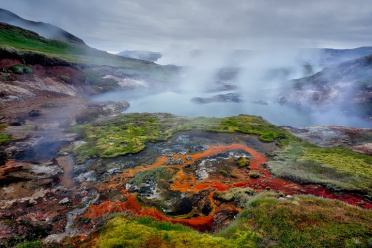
84 144 372 232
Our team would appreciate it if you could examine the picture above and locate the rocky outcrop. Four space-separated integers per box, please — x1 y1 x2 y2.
0 47 72 67
191 93 242 104
286 126 372 152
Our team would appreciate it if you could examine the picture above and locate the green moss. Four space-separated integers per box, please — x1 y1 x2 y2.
128 167 177 186
0 124 7 132
268 142 372 198
11 64 32 74
81 215 233 248
216 192 372 248
237 157 250 168
302 147 372 178
218 169 229 177
15 241 45 248
219 116 289 142
0 133 11 144
70 113 290 162
71 193 372 247
60 75 71 83
248 171 260 178
213 187 256 207
80 69 119 92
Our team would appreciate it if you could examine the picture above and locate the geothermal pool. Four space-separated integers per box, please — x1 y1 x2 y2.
92 90 371 128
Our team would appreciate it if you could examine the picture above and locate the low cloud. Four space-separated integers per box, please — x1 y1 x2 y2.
1 0 372 52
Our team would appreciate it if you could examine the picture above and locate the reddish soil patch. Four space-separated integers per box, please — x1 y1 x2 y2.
0 59 21 68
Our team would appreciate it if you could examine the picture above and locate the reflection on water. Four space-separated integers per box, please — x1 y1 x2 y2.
92 90 370 128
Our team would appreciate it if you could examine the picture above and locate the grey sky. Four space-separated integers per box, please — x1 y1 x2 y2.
1 0 372 53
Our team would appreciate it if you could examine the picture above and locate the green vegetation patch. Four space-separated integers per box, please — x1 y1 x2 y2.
78 215 232 248
216 192 372 248
15 241 46 248
60 75 71 83
0 133 11 144
11 64 32 74
71 193 371 247
302 147 372 178
80 68 119 92
213 187 256 207
268 142 372 198
128 167 178 186
70 113 290 162
237 157 250 168
219 116 289 142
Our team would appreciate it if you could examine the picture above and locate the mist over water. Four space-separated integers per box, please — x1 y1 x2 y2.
92 90 370 128
93 48 371 128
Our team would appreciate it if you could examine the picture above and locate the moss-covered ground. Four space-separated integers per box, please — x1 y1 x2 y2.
69 193 372 248
216 192 372 248
0 134 10 145
268 141 372 199
69 113 290 162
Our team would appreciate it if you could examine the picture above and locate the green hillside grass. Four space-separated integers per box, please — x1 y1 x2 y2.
0 23 176 80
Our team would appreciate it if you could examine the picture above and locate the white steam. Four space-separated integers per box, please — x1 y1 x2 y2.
93 47 371 128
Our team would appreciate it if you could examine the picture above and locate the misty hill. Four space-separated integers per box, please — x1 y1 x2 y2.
279 54 372 121
118 50 162 62
309 46 372 65
0 8 85 45
0 22 178 83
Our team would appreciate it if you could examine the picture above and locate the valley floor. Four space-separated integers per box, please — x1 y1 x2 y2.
0 62 371 248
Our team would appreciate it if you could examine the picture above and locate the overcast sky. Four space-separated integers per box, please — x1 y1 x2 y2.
1 0 372 53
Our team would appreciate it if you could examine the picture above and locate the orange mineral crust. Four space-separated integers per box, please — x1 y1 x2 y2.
84 144 372 232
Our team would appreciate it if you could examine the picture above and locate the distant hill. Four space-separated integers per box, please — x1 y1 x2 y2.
0 8 86 45
306 47 372 65
0 22 178 84
118 50 162 62
278 54 372 121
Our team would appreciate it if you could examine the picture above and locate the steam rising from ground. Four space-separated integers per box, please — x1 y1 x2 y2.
94 48 371 128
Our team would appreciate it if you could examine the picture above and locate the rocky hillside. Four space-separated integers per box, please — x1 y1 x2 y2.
278 54 372 123
0 8 86 46
309 46 372 65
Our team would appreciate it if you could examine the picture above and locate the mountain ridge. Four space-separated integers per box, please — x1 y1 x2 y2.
118 50 162 62
278 53 372 123
0 8 86 45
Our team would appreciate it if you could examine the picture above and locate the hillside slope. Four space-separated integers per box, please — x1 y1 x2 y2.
278 54 372 122
0 22 178 83
0 8 85 46
118 50 162 62
309 46 372 65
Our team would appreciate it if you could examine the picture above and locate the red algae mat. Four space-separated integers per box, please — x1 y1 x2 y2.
85 144 372 232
